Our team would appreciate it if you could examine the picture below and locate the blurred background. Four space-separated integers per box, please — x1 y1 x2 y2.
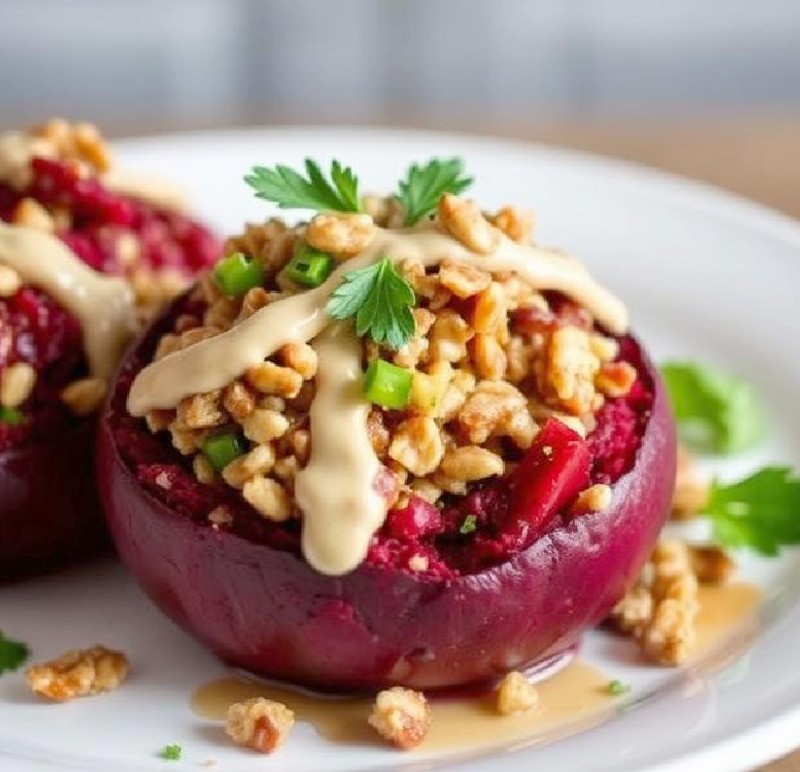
1 0 799 215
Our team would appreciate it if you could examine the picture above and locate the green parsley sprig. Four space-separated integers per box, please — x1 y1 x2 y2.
396 157 473 225
661 362 767 455
703 467 800 556
328 258 416 350
0 631 30 675
245 159 361 213
244 156 473 225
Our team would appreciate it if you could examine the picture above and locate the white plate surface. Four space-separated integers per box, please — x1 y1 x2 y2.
2 128 800 772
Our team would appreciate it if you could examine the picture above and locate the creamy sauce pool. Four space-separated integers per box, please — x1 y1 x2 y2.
192 658 613 753
189 582 761 754
0 223 136 378
127 222 629 575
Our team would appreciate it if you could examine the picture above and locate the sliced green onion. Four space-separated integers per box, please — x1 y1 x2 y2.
213 252 264 296
363 359 412 409
284 244 335 288
0 406 24 425
201 432 245 472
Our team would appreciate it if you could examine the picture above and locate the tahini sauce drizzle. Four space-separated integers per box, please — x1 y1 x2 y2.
295 322 385 575
102 168 187 212
0 224 136 378
127 222 630 576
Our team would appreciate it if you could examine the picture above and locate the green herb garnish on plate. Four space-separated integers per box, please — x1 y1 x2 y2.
460 514 478 535
661 361 767 454
328 258 416 350
702 467 800 556
245 159 361 213
396 157 473 226
0 631 30 675
159 744 183 761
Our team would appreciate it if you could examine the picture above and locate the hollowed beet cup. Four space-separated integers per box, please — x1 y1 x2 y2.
99 294 676 692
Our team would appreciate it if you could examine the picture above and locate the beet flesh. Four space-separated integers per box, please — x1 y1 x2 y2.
98 315 676 691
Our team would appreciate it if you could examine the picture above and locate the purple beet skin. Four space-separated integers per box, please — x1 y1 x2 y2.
98 323 676 691
0 419 106 581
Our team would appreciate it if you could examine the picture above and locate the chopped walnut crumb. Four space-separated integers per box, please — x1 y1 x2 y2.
595 361 637 398
0 362 36 408
26 645 128 701
438 193 500 254
368 686 431 750
225 697 295 754
573 483 612 513
689 545 737 584
496 671 539 715
208 505 233 527
12 197 55 232
609 539 704 666
0 265 22 298
305 212 375 258
489 205 534 244
60 377 107 416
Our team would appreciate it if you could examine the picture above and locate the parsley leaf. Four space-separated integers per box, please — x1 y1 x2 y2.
460 514 478 535
704 467 800 556
327 258 416 349
396 158 473 226
159 744 183 761
661 362 767 454
0 631 30 675
245 159 362 213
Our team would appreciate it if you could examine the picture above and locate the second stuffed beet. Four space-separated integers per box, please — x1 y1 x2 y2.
0 119 220 580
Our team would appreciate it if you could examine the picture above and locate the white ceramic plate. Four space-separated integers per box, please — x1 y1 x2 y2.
2 128 800 772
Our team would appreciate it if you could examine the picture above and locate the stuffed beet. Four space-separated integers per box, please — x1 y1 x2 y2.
0 119 220 580
99 158 676 691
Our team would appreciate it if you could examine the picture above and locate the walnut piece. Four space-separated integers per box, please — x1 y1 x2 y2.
0 362 36 408
26 645 128 701
60 377 107 416
496 671 539 715
225 697 295 754
609 539 703 666
437 193 500 254
368 686 431 750
305 213 374 258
